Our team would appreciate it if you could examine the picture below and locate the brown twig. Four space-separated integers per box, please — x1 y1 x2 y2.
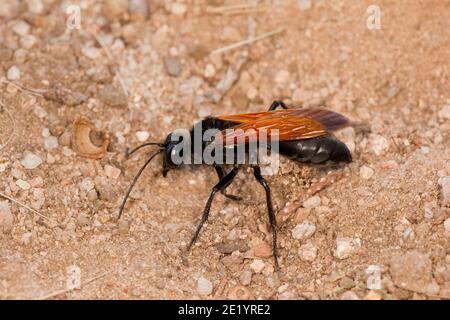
0 191 51 221
38 270 111 300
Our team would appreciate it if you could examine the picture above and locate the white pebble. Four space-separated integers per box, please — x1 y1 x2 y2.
438 105 450 120
136 131 150 142
439 176 450 206
303 195 321 208
79 178 95 192
360 165 374 179
297 0 312 10
0 201 14 230
21 151 43 169
204 64 216 78
7 66 21 81
444 218 450 233
82 46 101 60
369 134 390 156
292 220 316 240
20 34 37 49
16 179 31 190
298 243 317 261
171 3 187 17
274 69 290 85
197 276 213 295
334 237 361 259
104 165 121 180
250 259 265 273
44 136 59 150
12 20 30 36
420 146 430 154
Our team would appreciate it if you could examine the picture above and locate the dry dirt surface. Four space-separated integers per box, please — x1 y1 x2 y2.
0 0 449 300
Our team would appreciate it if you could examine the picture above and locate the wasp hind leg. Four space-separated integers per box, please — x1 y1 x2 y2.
215 165 242 201
253 166 279 269
187 167 240 252
268 100 288 111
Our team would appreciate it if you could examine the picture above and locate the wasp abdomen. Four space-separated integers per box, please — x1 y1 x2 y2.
279 136 352 164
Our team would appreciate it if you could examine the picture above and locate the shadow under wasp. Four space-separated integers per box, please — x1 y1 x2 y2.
118 100 352 268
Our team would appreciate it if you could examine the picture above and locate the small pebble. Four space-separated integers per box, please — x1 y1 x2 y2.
365 290 382 300
129 0 149 20
334 237 361 259
340 291 360 300
253 243 272 258
197 276 213 296
20 34 37 49
292 220 316 240
274 69 290 85
298 243 317 261
170 3 187 17
21 152 43 169
82 46 101 60
438 105 450 120
439 176 450 206
369 134 390 156
79 178 95 192
98 85 128 108
303 195 321 208
164 56 182 77
12 20 30 36
44 136 59 150
250 259 265 273
297 0 312 10
104 165 121 180
360 165 374 179
239 270 252 286
102 0 128 21
136 131 150 142
0 201 14 230
444 218 450 233
7 65 21 81
204 64 216 79
16 179 31 190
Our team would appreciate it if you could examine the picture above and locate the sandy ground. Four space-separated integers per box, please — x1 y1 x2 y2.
0 0 449 300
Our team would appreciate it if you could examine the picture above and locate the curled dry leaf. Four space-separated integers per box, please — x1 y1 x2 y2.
72 117 109 159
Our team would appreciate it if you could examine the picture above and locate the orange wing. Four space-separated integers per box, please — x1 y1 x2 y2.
215 107 349 145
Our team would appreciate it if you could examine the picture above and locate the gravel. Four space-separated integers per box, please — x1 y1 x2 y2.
16 179 31 190
298 243 317 261
21 152 43 169
250 259 265 273
0 201 14 231
197 276 213 296
7 65 21 80
334 237 361 259
164 56 182 77
98 85 128 108
302 195 321 209
44 136 59 150
369 134 390 156
291 221 316 240
439 176 450 206
360 165 375 179
389 251 440 296
104 165 121 180
253 243 272 258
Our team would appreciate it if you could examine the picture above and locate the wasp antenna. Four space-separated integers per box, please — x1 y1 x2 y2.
118 150 163 219
126 142 165 158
